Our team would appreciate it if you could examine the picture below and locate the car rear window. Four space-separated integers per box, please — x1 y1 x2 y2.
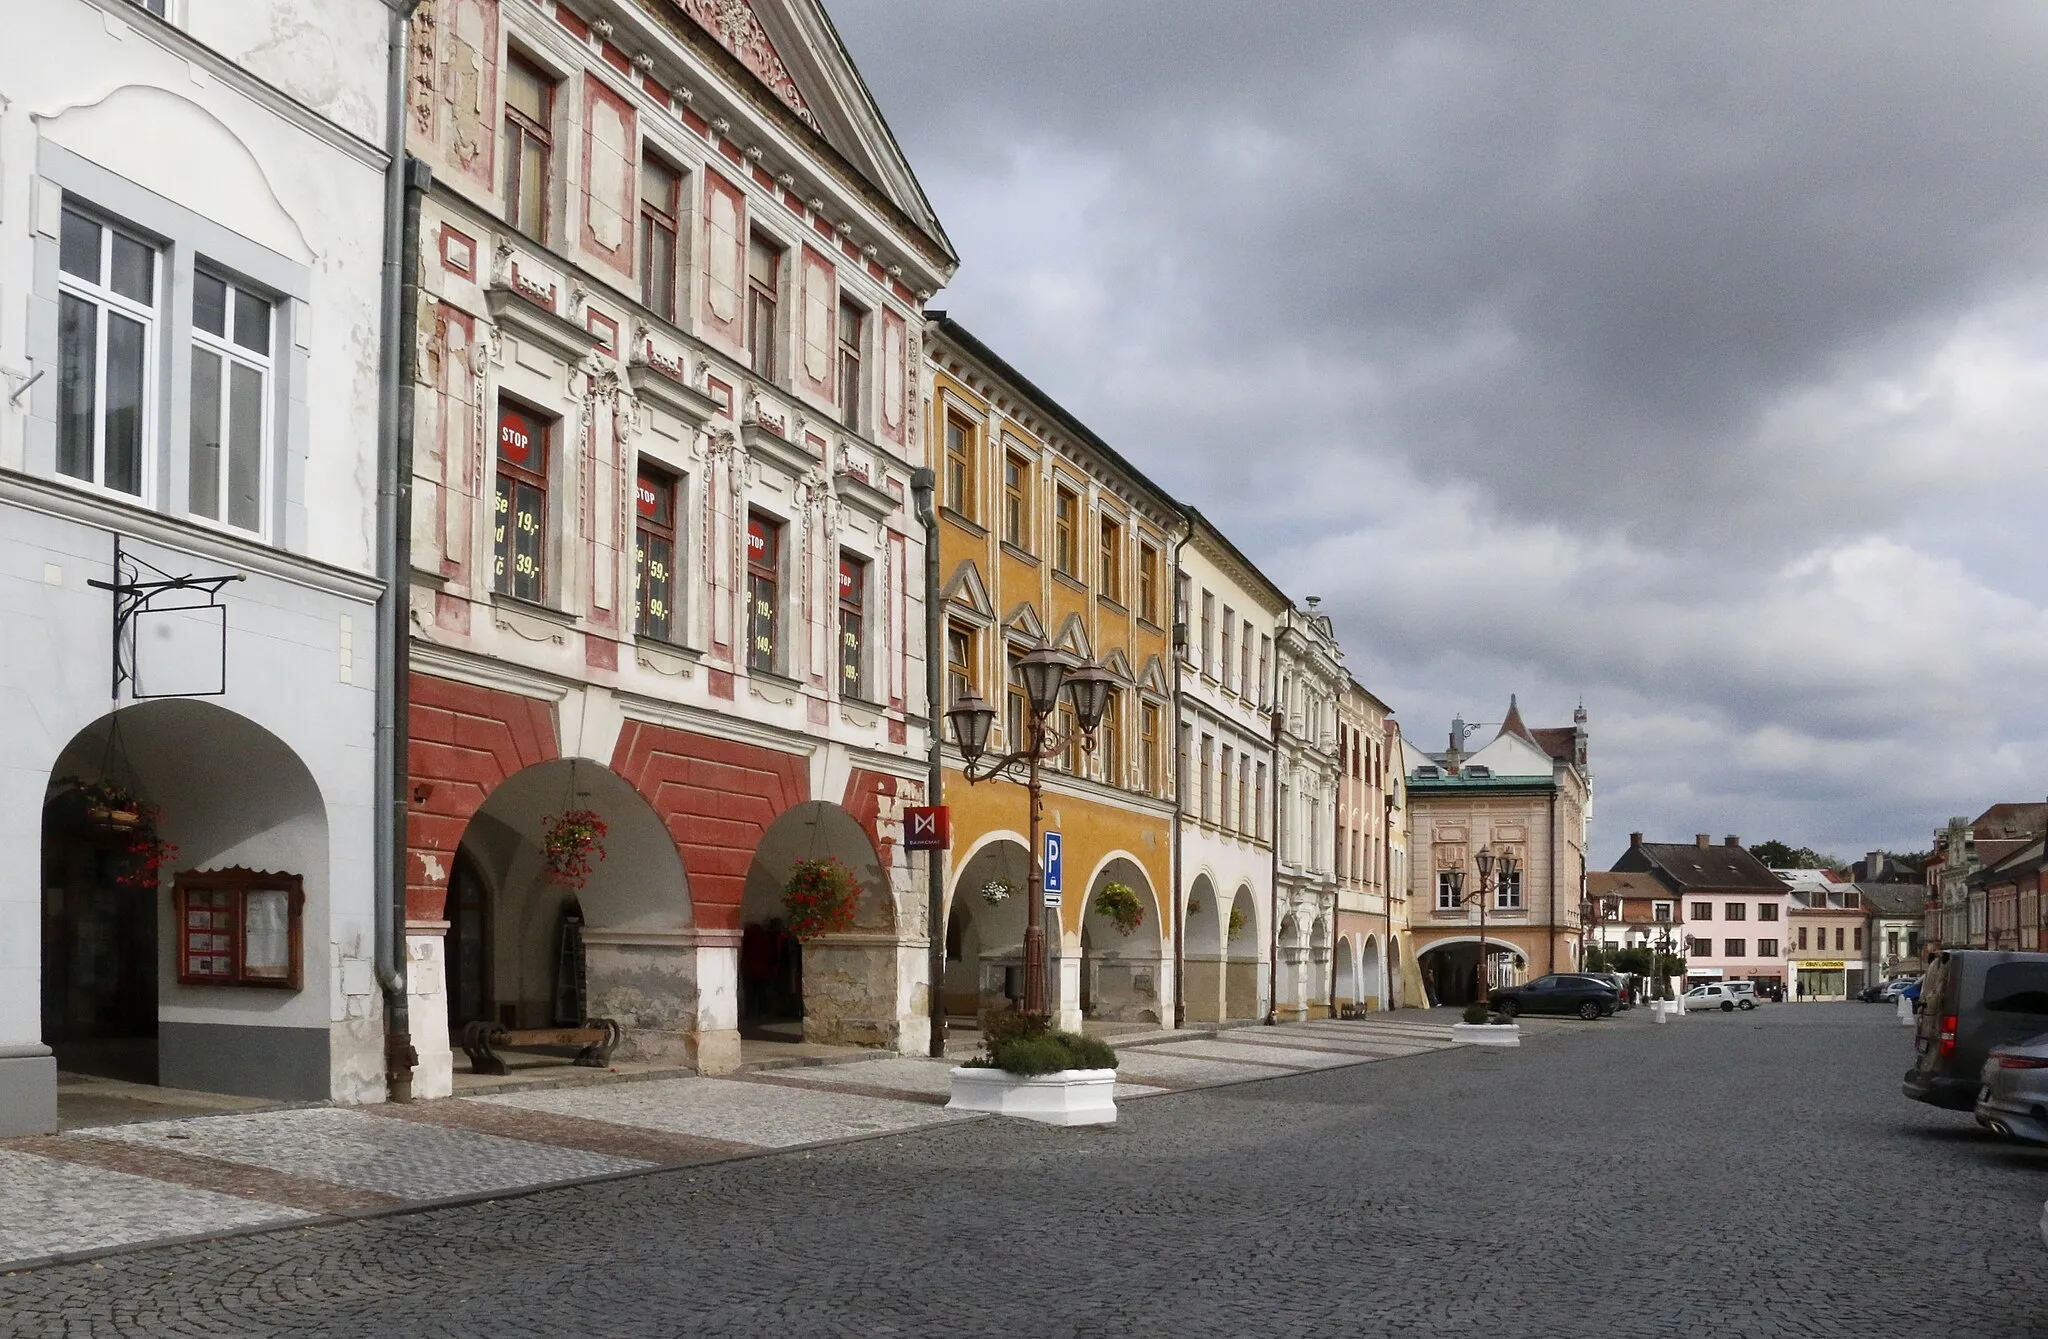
1984 963 2048 1015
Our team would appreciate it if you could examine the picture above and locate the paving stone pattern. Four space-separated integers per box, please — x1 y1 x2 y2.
0 1149 308 1264
4 1007 2036 1337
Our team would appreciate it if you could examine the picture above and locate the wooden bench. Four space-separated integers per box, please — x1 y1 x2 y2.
461 1018 621 1076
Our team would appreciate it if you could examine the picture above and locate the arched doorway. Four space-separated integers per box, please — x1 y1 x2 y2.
945 838 1032 1020
1224 884 1260 1019
1277 913 1306 1019
1360 934 1384 1010
1078 856 1165 1025
450 758 690 1062
1419 939 1527 1007
41 700 328 1098
1182 874 1225 1024
1333 936 1358 1008
738 800 897 1046
1309 916 1332 1016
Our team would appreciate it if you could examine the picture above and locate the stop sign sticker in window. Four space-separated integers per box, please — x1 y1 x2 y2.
498 410 534 465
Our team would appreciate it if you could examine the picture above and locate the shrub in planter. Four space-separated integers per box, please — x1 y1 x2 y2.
783 856 861 941
1093 882 1145 936
1462 1001 1493 1025
965 1010 1118 1074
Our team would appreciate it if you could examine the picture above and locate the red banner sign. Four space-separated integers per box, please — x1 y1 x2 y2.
903 805 950 851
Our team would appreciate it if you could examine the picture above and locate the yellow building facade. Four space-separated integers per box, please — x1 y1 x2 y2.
925 317 1179 1030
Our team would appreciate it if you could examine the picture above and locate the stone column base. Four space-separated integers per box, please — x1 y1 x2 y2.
0 1046 56 1136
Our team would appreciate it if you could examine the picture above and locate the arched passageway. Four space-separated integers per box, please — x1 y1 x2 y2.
944 839 1032 1019
1277 913 1306 1019
1224 885 1261 1019
1420 939 1528 1007
1078 857 1165 1026
1360 934 1384 1010
1334 936 1358 1007
42 700 329 1099
1182 875 1226 1023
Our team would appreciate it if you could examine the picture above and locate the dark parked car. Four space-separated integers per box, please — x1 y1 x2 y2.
1903 950 2048 1111
1492 974 1618 1021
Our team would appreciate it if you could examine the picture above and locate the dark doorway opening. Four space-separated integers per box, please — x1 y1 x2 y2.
40 793 158 1084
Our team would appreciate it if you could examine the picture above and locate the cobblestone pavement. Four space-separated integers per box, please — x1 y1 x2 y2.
0 1016 1468 1274
5 1005 2033 1336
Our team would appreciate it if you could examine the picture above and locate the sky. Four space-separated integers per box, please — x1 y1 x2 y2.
827 1 2048 867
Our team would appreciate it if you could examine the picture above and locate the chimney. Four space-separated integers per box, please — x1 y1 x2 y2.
1724 835 1739 848
1629 831 1643 847
1696 833 1710 849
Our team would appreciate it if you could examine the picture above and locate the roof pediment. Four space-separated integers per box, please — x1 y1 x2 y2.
942 559 993 620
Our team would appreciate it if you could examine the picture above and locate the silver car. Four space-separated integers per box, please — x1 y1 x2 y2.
1975 1030 2048 1143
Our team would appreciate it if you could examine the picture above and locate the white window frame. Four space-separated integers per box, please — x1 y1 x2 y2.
187 268 276 537
1436 871 1461 911
56 207 160 504
1496 870 1523 910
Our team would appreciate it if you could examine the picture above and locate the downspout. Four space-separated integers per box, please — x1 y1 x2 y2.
1169 515 1192 1029
912 468 945 1058
375 0 425 1103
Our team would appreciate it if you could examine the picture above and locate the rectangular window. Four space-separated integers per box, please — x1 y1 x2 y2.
1797 926 1809 950
57 207 156 498
945 415 974 519
838 552 867 699
1219 745 1235 832
1006 648 1029 751
1240 619 1253 694
634 462 680 642
1691 902 1712 921
746 512 782 673
1099 515 1123 602
502 54 554 239
1724 903 1746 921
188 269 273 533
1653 901 1673 923
174 871 305 991
746 232 780 379
1100 690 1123 787
1887 930 1899 959
1053 486 1078 575
1220 607 1235 691
493 402 549 602
1255 762 1268 840
1200 591 1215 675
1137 542 1159 623
1002 452 1029 548
1758 938 1779 957
1496 870 1523 910
1139 701 1160 795
836 297 864 431
946 623 976 706
1835 927 1845 951
1725 939 1745 958
639 153 682 321
1199 736 1214 824
1854 927 1864 951
1437 872 1461 911
1758 903 1779 922
1059 703 1080 775
1257 635 1271 704
1238 757 1250 834
1602 898 1621 921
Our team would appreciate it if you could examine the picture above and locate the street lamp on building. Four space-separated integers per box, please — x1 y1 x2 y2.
946 646 1115 1018
1450 844 1518 1006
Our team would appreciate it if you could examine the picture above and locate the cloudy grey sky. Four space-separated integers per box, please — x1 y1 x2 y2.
829 0 2048 866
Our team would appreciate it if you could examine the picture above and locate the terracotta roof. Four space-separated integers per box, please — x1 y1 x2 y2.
1613 839 1788 891
1529 726 1577 763
1587 871 1661 898
1975 803 2048 840
1498 695 1537 746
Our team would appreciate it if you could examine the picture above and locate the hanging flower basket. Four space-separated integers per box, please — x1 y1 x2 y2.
65 778 176 887
75 778 144 832
784 857 860 941
1228 905 1248 941
1093 882 1145 937
542 809 609 889
980 880 1012 906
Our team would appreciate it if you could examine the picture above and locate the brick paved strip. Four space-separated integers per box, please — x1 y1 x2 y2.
361 1098 758 1164
727 1070 953 1107
6 1135 398 1214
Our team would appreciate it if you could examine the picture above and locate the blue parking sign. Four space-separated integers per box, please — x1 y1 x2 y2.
1043 830 1063 906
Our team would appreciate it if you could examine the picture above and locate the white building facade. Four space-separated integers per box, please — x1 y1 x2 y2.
0 0 396 1134
1272 601 1344 1019
1173 510 1284 1024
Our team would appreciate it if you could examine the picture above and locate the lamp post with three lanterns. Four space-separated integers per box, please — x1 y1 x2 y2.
1442 844 1519 1006
944 644 1116 1019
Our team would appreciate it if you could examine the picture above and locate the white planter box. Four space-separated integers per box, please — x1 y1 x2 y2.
947 1066 1118 1125
1451 1022 1522 1048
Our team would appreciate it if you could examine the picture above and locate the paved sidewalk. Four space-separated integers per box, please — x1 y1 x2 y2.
0 1015 1480 1272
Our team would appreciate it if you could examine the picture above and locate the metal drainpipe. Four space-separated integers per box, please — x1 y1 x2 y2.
912 468 945 1058
375 0 425 1104
1169 517 1191 1030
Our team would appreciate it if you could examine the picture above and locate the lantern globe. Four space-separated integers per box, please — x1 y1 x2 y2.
1015 645 1071 717
945 687 997 764
1064 661 1116 732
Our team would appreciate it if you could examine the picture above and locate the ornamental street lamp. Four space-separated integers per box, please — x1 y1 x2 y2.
947 645 1113 1018
1454 844 1519 1006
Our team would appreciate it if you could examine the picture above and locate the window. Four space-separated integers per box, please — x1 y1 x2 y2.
945 415 974 518
1137 542 1159 623
1834 927 1845 951
634 462 680 642
837 552 867 698
1602 898 1621 921
1238 757 1250 835
639 154 682 320
57 207 156 498
1006 648 1029 750
1240 620 1253 695
1758 938 1779 957
1100 690 1123 786
1002 452 1030 548
1257 635 1271 704
187 270 273 533
1058 703 1080 774
1724 903 1746 921
1653 901 1673 923
1797 926 1809 950
1199 736 1214 824
1887 930 1900 959
1758 903 1779 922
1496 869 1523 910
1254 762 1267 840
1853 927 1864 951
1219 745 1235 832
502 55 554 238
1200 591 1215 675
1725 939 1745 957
1687 936 1708 956
836 298 864 430
1690 902 1712 921
174 870 305 990
1983 962 2048 1015
1139 701 1160 795
1053 486 1078 575
1436 872 1461 910
1099 516 1123 601
1220 607 1235 690
946 624 976 705
746 232 780 379
746 512 782 673
493 402 549 601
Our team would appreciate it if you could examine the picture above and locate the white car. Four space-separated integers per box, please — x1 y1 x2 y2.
1682 983 1756 1012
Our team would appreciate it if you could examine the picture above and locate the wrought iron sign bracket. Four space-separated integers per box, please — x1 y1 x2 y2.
85 534 246 702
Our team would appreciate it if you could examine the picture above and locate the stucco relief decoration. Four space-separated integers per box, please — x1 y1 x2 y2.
881 312 907 436
680 0 819 130
444 0 495 179
706 181 742 323
584 85 633 257
410 0 439 136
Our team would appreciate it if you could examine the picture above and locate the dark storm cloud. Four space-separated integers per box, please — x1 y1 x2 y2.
829 1 2048 857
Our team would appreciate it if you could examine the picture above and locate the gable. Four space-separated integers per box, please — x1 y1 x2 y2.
1051 613 1092 662
1002 601 1045 643
942 559 993 621
1461 731 1554 779
675 0 817 130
